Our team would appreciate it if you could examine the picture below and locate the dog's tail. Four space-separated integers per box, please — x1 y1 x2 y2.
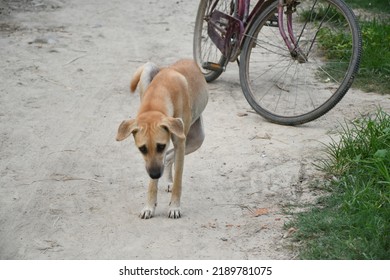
130 62 160 95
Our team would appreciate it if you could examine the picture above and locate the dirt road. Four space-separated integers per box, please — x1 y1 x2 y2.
1 0 389 259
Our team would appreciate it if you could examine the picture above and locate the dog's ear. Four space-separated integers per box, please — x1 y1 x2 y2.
161 117 185 140
116 119 138 141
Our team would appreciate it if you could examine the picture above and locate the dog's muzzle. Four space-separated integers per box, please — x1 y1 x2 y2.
147 165 164 179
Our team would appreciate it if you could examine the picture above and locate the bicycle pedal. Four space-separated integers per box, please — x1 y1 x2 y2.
202 62 224 72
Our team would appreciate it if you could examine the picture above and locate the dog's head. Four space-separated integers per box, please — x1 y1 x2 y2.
116 112 185 179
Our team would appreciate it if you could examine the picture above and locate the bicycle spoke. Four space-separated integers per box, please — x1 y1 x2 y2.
247 35 290 56
296 0 319 47
257 59 295 104
306 5 331 57
250 57 290 82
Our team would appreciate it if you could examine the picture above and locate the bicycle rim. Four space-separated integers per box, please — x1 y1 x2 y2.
193 0 230 82
240 0 362 125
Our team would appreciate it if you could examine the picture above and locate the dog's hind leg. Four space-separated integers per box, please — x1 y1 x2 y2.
184 116 205 154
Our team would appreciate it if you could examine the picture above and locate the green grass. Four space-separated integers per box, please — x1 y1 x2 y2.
288 0 390 260
317 19 390 94
344 0 390 14
354 20 390 93
300 5 347 24
287 109 390 259
300 1 390 94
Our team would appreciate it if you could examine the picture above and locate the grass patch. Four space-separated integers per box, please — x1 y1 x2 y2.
300 1 390 93
287 109 390 259
354 20 390 93
300 5 346 24
344 0 390 14
317 19 390 94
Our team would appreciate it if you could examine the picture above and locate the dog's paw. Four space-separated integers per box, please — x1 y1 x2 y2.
139 206 155 219
168 207 181 219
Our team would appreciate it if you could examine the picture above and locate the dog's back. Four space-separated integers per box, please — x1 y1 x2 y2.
131 59 208 124
168 60 209 122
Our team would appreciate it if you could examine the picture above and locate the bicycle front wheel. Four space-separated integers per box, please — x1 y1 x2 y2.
193 0 230 82
239 0 362 125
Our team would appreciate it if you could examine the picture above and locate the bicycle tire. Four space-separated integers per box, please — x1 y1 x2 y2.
193 0 229 82
239 0 362 125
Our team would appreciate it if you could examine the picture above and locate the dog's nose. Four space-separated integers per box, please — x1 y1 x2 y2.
147 166 163 179
149 171 162 179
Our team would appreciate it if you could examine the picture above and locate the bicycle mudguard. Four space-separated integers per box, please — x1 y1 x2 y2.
207 9 244 60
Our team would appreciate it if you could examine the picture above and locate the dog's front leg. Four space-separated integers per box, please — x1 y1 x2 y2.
164 149 174 192
140 179 158 219
168 138 185 219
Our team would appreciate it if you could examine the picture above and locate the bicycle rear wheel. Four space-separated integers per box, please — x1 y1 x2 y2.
239 0 362 125
193 0 230 82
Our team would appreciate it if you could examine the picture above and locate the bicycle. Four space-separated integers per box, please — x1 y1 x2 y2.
193 0 362 125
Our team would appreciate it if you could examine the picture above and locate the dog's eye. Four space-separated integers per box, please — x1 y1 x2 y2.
138 145 148 155
156 143 166 153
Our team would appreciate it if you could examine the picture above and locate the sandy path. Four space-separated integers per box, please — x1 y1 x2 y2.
1 0 389 259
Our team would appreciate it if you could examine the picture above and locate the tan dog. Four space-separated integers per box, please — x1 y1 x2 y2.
116 59 208 219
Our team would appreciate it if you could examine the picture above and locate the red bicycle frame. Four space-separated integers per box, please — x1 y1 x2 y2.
206 0 305 64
